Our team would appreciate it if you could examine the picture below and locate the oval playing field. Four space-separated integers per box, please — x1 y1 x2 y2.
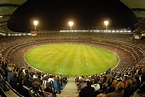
24 44 119 76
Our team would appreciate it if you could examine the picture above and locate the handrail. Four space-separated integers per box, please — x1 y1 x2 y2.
0 87 7 97
4 81 24 97
130 82 145 97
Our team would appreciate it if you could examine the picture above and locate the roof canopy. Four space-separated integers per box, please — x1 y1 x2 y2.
0 0 144 33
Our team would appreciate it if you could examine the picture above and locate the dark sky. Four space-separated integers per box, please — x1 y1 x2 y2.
7 0 138 32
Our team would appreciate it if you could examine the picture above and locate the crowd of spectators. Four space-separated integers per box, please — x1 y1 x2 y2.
76 66 145 97
0 33 145 97
0 55 68 97
1 52 145 97
0 33 143 69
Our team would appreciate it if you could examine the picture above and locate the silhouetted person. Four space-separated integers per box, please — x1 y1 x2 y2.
79 81 95 97
141 67 145 83
106 82 124 97
123 79 133 97
10 72 19 90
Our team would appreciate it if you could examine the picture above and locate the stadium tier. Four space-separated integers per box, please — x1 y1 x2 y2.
0 32 145 97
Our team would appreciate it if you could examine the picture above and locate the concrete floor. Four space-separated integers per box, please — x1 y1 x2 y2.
57 78 79 97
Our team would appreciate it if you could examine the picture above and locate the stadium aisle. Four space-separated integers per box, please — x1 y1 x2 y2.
57 78 79 97
4 89 19 97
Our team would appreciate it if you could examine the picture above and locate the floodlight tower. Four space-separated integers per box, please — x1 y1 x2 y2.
104 20 109 32
68 21 74 31
33 20 39 30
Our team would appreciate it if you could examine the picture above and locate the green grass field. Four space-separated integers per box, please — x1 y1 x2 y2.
24 44 119 76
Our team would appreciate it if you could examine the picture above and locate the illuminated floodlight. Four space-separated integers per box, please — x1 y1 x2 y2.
108 30 111 32
120 30 123 32
104 20 109 32
68 21 74 30
33 20 39 30
112 30 115 33
0 16 3 18
104 21 109 26
116 30 119 32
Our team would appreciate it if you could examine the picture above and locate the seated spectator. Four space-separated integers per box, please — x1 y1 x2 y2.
105 75 112 86
106 82 124 97
122 75 128 87
44 82 53 97
141 66 145 83
123 79 133 97
91 80 100 91
79 81 95 97
53 77 61 94
97 93 106 97
29 80 48 97
7 69 13 83
95 83 108 96
77 78 84 92
0 74 9 91
80 80 87 89
42 75 48 89
10 71 19 90
0 67 5 77
24 74 33 88
131 76 140 93
107 79 118 93
19 82 31 97
106 68 111 75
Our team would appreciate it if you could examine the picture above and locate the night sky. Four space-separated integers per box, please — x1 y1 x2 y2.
7 0 138 32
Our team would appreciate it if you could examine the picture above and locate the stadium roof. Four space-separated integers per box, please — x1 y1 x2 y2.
0 0 26 33
0 0 145 33
121 0 145 32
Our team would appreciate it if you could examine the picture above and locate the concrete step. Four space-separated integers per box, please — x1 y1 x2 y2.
57 78 79 97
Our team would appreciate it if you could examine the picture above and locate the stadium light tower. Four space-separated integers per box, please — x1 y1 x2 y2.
68 21 74 31
33 20 39 30
104 20 109 32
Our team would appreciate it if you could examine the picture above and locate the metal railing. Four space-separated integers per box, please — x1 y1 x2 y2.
0 87 7 97
4 81 24 97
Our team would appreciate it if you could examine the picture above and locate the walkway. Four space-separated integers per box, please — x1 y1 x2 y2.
57 78 79 97
4 89 19 97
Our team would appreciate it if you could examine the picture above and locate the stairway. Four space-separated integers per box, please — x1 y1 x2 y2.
57 78 79 97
